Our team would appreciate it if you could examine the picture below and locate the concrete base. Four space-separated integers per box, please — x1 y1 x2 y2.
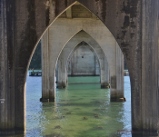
40 98 55 102
0 129 25 136
132 129 158 137
110 89 125 102
101 82 110 89
57 82 66 89
110 97 126 102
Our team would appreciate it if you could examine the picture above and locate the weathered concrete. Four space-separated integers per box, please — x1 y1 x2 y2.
40 31 54 102
56 31 109 89
0 0 159 135
42 14 124 101
0 1 16 135
111 42 124 101
67 42 100 76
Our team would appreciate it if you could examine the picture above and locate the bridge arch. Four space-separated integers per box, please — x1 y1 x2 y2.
41 11 124 102
1 0 158 136
57 30 109 89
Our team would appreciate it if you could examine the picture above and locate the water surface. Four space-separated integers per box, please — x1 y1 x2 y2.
26 76 131 137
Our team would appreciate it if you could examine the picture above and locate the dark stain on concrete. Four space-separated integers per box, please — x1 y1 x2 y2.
0 2 1 15
116 0 139 61
130 33 135 38
101 0 107 21
121 0 139 18
116 30 127 40
121 42 129 48
121 1 130 14
19 0 37 68
122 15 130 29
130 21 136 28
121 42 130 60
57 82 66 89
129 0 138 18
111 76 116 89
121 30 127 39
65 0 67 7
6 0 15 69
46 3 50 26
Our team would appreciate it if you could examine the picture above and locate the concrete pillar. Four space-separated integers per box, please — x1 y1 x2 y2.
110 43 124 101
41 31 54 102
116 43 124 98
57 52 67 88
99 51 110 88
48 29 56 101
57 37 109 89
130 1 159 135
49 0 56 23
0 0 16 134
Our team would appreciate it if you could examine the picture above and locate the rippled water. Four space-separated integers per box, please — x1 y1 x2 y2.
26 76 131 137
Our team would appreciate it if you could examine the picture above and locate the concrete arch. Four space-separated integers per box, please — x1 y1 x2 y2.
41 14 124 102
1 0 159 135
67 42 100 76
57 30 109 89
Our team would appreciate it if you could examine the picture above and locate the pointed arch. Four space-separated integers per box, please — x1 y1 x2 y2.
2 0 127 134
41 7 124 101
67 41 100 76
57 30 109 88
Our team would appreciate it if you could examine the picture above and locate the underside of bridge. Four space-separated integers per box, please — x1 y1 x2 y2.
41 4 124 102
0 0 159 136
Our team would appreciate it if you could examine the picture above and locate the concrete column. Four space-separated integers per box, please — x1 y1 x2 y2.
48 28 56 101
49 0 56 23
130 1 159 135
100 52 110 88
40 31 53 102
110 43 124 101
0 0 16 134
57 40 109 89
116 43 124 98
57 52 67 88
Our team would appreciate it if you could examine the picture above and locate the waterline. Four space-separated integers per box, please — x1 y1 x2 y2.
26 76 131 137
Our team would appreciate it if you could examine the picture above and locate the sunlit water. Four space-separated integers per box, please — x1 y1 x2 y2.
26 76 131 137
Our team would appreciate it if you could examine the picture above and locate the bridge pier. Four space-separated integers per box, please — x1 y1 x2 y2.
1 1 159 136
110 42 125 102
41 16 124 99
0 1 15 135
56 31 110 89
41 31 55 102
130 1 159 135
57 54 67 89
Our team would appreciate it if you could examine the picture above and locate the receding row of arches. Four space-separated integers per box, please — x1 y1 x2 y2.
1 0 158 136
40 3 124 102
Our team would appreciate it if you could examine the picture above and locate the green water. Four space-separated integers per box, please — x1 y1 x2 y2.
26 76 131 137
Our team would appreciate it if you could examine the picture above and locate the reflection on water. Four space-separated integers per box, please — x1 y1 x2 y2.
26 76 131 137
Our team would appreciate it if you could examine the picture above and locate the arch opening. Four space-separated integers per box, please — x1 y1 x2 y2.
55 30 110 90
3 0 158 136
67 41 100 77
24 1 130 136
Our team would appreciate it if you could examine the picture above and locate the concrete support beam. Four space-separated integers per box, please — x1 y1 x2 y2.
130 1 159 135
48 29 60 101
0 1 16 135
0 1 158 136
41 31 54 102
49 0 56 23
41 30 55 102
99 52 109 89
110 43 124 102
56 31 110 89
57 52 67 88
66 7 72 18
